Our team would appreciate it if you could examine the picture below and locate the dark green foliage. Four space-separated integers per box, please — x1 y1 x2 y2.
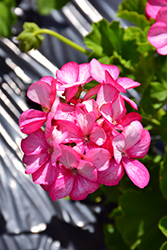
0 0 17 37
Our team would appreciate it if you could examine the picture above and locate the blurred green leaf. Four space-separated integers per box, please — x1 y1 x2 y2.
36 0 71 15
17 22 44 52
0 0 16 37
84 19 124 58
160 242 167 250
117 10 150 30
116 190 167 250
140 81 167 116
104 224 129 250
118 0 148 14
159 216 167 237
160 153 167 200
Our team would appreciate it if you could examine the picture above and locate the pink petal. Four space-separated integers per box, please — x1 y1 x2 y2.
121 95 138 110
80 99 100 119
101 64 120 80
49 167 74 201
76 109 96 135
90 126 106 146
83 84 101 101
27 80 52 109
49 80 57 106
157 43 167 54
100 103 114 124
51 144 62 163
45 111 52 139
96 84 119 107
65 85 78 102
70 175 99 200
21 129 49 155
90 58 105 82
40 76 56 86
119 112 142 128
156 6 167 23
148 22 167 48
53 99 76 122
56 61 79 84
111 95 127 121
59 145 80 169
47 126 68 146
19 109 47 134
105 71 126 93
77 160 97 181
146 0 167 19
32 160 57 185
84 148 110 171
78 63 92 83
97 159 124 185
126 129 151 158
117 77 140 89
24 153 49 174
122 157 150 188
56 120 82 143
123 121 143 150
112 134 125 164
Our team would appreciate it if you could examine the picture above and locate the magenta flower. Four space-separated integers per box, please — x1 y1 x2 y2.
56 61 92 102
146 0 167 19
111 121 151 188
147 6 167 55
57 107 106 153
84 59 140 109
100 95 142 131
19 76 57 135
21 127 67 186
49 145 100 201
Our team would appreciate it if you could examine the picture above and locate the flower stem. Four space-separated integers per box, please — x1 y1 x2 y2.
33 28 90 55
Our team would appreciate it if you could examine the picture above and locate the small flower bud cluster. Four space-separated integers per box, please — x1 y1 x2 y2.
19 58 151 201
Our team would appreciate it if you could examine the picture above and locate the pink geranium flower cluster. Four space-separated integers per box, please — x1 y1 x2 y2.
146 0 167 55
19 58 151 201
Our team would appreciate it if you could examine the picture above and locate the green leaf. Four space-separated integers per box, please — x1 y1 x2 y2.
36 0 55 15
116 190 167 250
54 0 71 10
104 224 129 250
160 242 167 250
140 82 167 115
0 0 16 37
117 10 151 30
84 19 124 58
17 22 44 52
160 153 167 200
36 0 71 15
150 82 167 102
118 0 148 14
159 216 167 237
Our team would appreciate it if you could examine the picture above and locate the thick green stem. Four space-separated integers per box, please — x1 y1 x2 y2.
33 28 90 55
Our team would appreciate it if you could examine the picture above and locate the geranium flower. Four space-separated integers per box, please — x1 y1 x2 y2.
49 145 100 201
111 121 151 188
100 95 142 131
21 127 67 186
147 6 167 55
56 107 106 153
19 76 57 135
84 59 140 109
56 61 92 102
